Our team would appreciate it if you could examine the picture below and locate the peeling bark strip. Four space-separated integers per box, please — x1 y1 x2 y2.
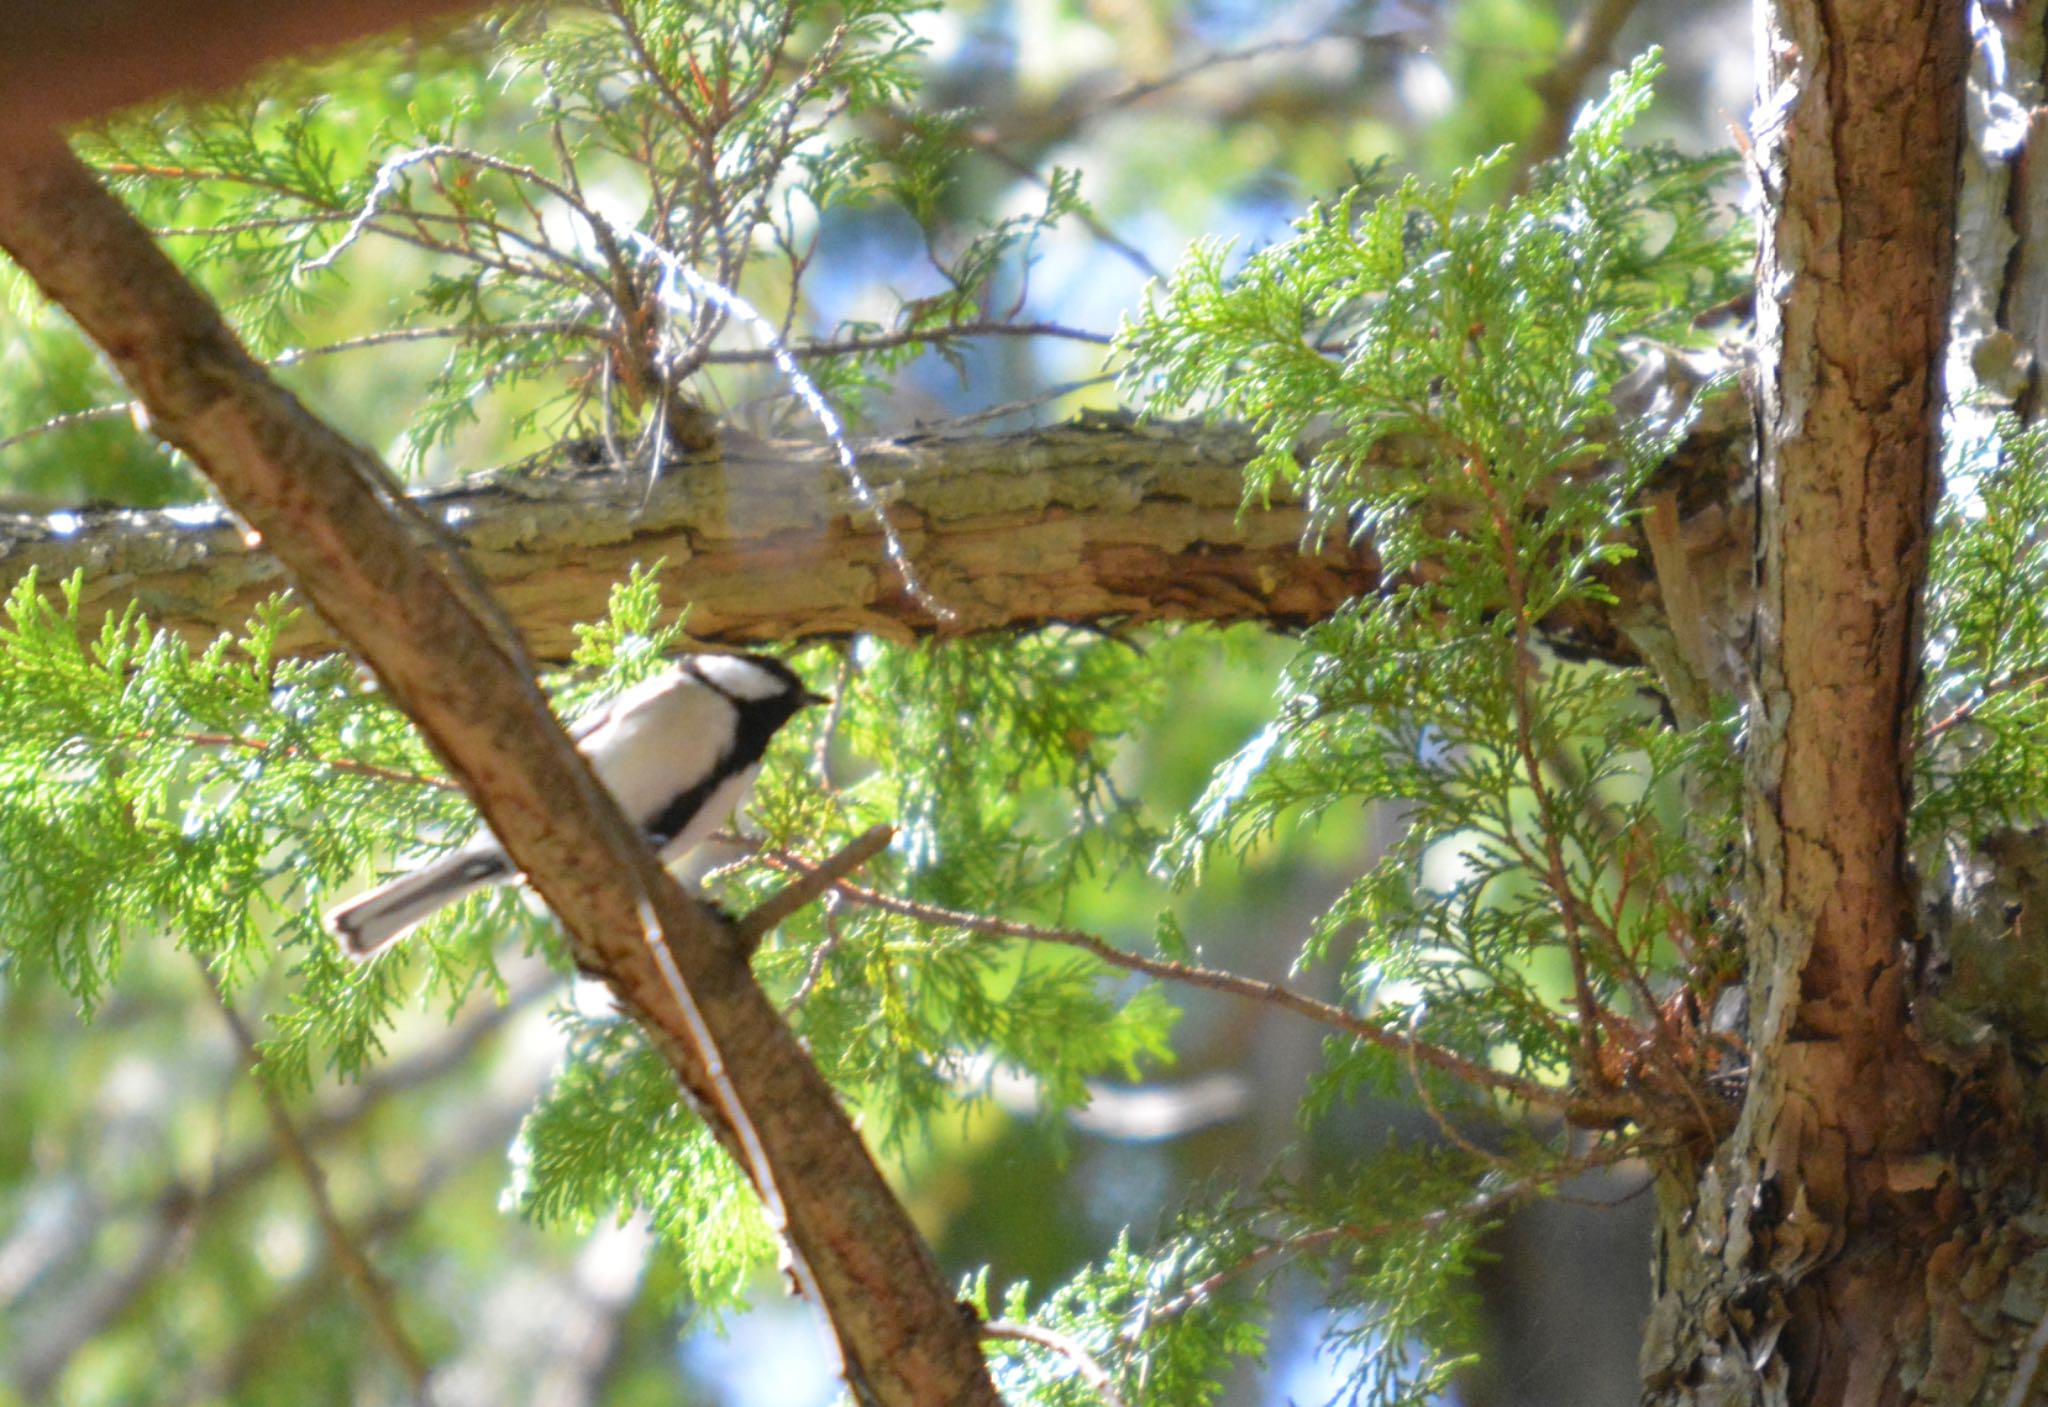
0 136 1001 1406
1643 2 1968 1403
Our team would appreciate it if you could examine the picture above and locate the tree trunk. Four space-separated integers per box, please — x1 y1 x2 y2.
1636 1 2048 1402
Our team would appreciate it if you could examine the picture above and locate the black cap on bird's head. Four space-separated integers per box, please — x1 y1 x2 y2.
681 654 830 759
686 652 828 705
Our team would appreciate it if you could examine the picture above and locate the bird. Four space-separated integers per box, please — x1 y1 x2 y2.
325 652 825 958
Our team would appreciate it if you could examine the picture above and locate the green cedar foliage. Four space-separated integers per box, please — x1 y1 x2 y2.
0 563 1187 1362
69 0 1085 475
12 7 2048 1396
1107 55 1748 1403
1919 419 2048 837
57 19 2048 1406
0 38 1782 1406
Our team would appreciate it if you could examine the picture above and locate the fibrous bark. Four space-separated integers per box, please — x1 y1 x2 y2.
1640 1 2008 1403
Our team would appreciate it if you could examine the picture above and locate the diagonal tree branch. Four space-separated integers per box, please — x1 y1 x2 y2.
0 133 998 1407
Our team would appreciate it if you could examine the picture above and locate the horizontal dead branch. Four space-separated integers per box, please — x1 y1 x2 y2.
0 402 1751 665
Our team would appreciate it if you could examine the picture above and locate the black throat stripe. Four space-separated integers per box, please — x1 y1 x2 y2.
643 661 809 844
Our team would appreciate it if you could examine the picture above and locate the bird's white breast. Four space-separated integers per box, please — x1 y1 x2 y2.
582 669 741 823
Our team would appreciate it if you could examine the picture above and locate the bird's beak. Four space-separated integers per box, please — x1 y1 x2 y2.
803 689 832 707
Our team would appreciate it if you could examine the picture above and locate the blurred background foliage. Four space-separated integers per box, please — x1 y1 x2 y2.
0 1 1756 1404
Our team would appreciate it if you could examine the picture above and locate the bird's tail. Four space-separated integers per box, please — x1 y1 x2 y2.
325 847 513 958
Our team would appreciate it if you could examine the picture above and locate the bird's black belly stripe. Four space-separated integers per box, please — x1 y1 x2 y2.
645 771 723 847
644 658 812 844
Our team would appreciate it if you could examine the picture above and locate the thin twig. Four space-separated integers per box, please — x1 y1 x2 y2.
732 824 895 953
1504 0 1644 194
982 1320 1131 1407
128 728 456 791
0 323 596 455
810 651 853 791
701 318 1112 361
200 968 434 1402
1404 1007 1524 1174
1464 450 1604 1078
0 321 1109 456
1129 1149 1632 1332
1925 667 2048 742
603 0 709 139
745 844 1624 1121
1103 34 1348 114
0 401 135 454
272 322 606 363
963 139 1163 282
917 375 1118 433
303 143 594 276
785 897 845 1011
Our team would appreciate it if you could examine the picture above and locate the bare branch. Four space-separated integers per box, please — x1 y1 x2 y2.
982 1320 1131 1407
700 317 1113 361
0 318 1103 458
1101 33 1362 115
0 418 1383 658
203 971 433 1400
746 845 1657 1127
733 824 895 953
126 728 457 791
0 390 1750 668
1504 0 1644 194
